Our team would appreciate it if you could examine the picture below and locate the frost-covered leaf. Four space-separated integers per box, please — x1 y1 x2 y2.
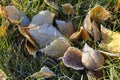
89 5 110 21
40 37 71 57
0 20 10 37
0 69 6 80
56 20 74 37
29 10 55 26
62 3 74 14
82 44 104 70
100 25 120 59
61 47 85 70
44 0 59 10
28 66 56 79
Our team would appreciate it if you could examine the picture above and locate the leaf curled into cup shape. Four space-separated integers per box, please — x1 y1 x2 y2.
40 37 71 57
89 5 110 21
62 3 75 14
61 47 85 70
56 20 74 37
27 66 56 79
100 25 120 59
82 44 104 70
29 10 55 27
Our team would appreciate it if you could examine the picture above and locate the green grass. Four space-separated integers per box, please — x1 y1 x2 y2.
0 0 120 80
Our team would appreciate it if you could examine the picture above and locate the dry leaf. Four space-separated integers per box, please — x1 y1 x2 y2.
19 23 62 49
69 27 82 41
82 44 104 70
89 5 110 21
100 25 120 58
83 13 93 36
0 69 6 80
27 66 56 79
61 47 85 70
40 37 71 57
81 27 91 41
56 20 74 37
29 10 55 26
117 0 120 9
0 21 10 37
1 6 22 24
87 69 104 80
24 40 38 57
44 0 59 10
92 21 100 41
62 3 74 14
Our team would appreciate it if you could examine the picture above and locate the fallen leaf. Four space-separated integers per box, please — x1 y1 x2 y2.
80 27 91 41
117 0 120 9
62 3 74 14
83 13 93 36
87 69 104 80
82 44 104 70
0 20 10 37
29 10 55 26
100 25 120 59
61 47 85 70
27 66 56 79
89 5 110 21
0 69 6 80
24 40 38 57
69 27 82 41
40 37 71 57
44 0 59 10
56 20 74 37
92 21 101 41
1 6 22 24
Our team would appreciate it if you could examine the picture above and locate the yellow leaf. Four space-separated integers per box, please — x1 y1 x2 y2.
90 5 110 21
100 25 120 59
0 69 6 80
117 0 120 8
0 21 10 37
62 3 74 14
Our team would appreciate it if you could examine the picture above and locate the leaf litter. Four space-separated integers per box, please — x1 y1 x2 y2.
0 2 120 80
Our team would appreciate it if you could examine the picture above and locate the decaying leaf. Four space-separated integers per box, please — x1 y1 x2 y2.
0 6 21 24
40 37 71 57
56 20 74 37
61 47 85 70
0 20 10 37
89 5 110 21
92 21 100 41
87 69 104 80
44 0 59 10
27 66 56 79
25 40 38 57
0 69 6 80
82 44 104 70
100 25 120 58
117 0 120 9
29 10 55 26
62 3 74 14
